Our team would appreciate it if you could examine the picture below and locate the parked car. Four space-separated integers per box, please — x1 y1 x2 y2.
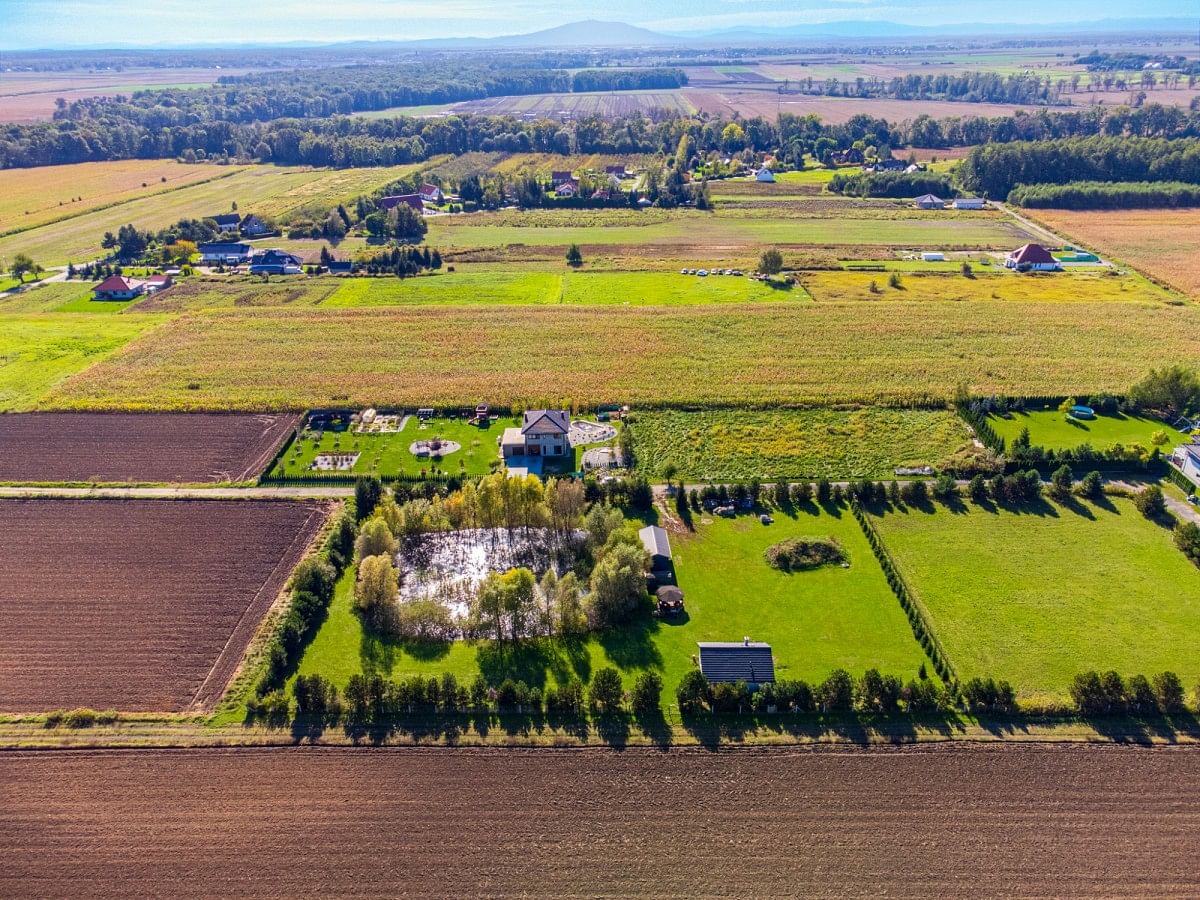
697 270 708 276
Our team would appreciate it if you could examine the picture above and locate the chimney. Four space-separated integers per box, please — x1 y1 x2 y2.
743 636 750 646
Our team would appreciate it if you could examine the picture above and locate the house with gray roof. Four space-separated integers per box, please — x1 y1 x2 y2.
698 639 776 686
501 410 571 467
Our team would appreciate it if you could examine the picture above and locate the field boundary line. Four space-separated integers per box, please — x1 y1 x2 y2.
187 502 330 712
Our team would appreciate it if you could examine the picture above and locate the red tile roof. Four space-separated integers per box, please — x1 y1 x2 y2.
1009 243 1056 265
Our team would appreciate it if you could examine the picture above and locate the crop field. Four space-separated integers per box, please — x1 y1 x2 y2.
426 207 1036 251
4 746 1197 896
0 498 327 712
987 408 1185 452
1032 209 1200 298
0 314 165 411
801 268 1176 304
289 508 927 697
326 271 801 306
0 160 226 233
0 164 427 265
870 499 1200 700
686 89 1039 123
0 67 251 123
131 277 343 311
40 302 1200 411
272 414 511 478
631 408 972 480
0 413 298 483
446 89 697 118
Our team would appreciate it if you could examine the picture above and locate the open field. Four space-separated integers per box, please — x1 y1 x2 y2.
427 207 1036 251
272 414 511 478
39 302 1200 411
0 413 298 483
3 746 1199 896
0 164 427 265
802 268 1176 304
0 281 147 314
1032 208 1200 298
0 314 165 411
632 408 971 480
443 89 697 118
988 408 1185 452
0 68 252 123
288 509 928 698
871 499 1200 700
687 90 1041 123
0 160 226 233
0 498 327 712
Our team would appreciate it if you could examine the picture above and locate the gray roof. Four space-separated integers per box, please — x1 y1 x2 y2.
210 213 241 225
198 242 251 252
639 524 671 560
521 409 569 436
698 642 775 684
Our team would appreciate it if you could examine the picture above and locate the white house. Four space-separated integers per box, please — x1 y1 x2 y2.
913 193 945 209
952 197 986 210
1005 243 1060 271
198 242 253 265
554 182 577 198
501 410 571 460
921 252 945 262
754 167 775 183
92 275 145 301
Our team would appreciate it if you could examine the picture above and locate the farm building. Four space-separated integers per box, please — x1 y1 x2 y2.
208 213 240 233
551 170 574 184
639 525 672 571
420 184 443 204
698 639 776 686
754 167 775 183
1005 243 1060 272
501 410 571 463
198 242 252 264
921 252 945 262
378 194 424 212
326 259 354 274
604 165 627 177
952 198 986 210
248 249 303 275
92 275 145 301
913 194 945 210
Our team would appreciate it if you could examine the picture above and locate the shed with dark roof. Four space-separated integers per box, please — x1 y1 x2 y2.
698 640 775 685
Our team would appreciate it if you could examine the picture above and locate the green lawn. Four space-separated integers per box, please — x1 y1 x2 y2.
286 508 931 700
0 314 165 410
870 499 1200 700
324 271 803 306
271 415 515 479
988 408 1184 452
632 408 973 480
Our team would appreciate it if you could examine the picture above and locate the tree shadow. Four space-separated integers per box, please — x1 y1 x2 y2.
1057 495 1096 520
634 709 673 749
477 640 562 690
359 628 397 677
596 614 664 671
593 712 631 747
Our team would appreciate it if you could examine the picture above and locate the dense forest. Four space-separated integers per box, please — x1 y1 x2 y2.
956 135 1200 198
1006 180 1200 209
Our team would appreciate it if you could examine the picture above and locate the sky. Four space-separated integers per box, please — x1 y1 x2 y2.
0 0 1193 50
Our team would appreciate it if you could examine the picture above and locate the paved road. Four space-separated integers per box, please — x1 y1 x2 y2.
1165 495 1200 526
0 485 353 500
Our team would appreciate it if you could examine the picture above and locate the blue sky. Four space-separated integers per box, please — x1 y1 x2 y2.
0 0 1192 49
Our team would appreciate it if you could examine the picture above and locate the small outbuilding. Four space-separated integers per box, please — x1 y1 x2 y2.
698 639 776 686
952 197 985 210
654 585 685 616
639 524 672 570
754 166 775 183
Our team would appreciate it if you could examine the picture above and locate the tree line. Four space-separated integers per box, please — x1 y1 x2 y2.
1007 180 1200 209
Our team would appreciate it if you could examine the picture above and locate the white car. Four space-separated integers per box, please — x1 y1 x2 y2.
697 270 708 276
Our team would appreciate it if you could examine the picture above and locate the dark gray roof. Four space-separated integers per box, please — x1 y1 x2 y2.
198 242 251 253
698 642 775 683
210 213 241 225
639 525 671 560
521 409 569 436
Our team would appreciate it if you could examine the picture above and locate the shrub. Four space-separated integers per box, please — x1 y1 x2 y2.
764 537 846 572
1050 464 1073 501
815 669 854 712
1152 671 1186 713
676 669 709 715
1133 485 1167 520
589 667 625 714
1078 470 1104 500
63 708 97 728
967 474 988 503
630 671 664 716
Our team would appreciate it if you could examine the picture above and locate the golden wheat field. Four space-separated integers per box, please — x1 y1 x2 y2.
1033 209 1200 298
38 301 1200 411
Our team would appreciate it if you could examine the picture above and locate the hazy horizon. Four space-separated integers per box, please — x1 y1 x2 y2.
0 0 1195 51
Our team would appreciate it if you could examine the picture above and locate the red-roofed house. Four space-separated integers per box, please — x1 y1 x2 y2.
379 194 424 212
92 275 146 301
1005 243 1060 271
419 184 443 204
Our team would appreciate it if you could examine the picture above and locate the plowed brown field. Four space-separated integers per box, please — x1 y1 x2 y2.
0 412 298 483
2 745 1198 897
0 498 327 712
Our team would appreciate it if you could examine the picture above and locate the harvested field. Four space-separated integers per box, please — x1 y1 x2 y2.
0 498 327 712
42 302 1200 410
0 413 299 483
1032 208 1200 298
445 90 696 119
686 89 1040 123
2 745 1199 897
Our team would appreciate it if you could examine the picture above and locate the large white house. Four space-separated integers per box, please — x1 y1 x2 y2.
501 410 571 461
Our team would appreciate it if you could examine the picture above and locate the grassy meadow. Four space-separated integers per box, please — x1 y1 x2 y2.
40 301 1200 411
987 408 1184 452
631 408 972 480
280 509 930 703
870 499 1200 700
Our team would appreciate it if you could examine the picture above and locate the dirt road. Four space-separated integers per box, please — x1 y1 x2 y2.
2 744 1198 897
